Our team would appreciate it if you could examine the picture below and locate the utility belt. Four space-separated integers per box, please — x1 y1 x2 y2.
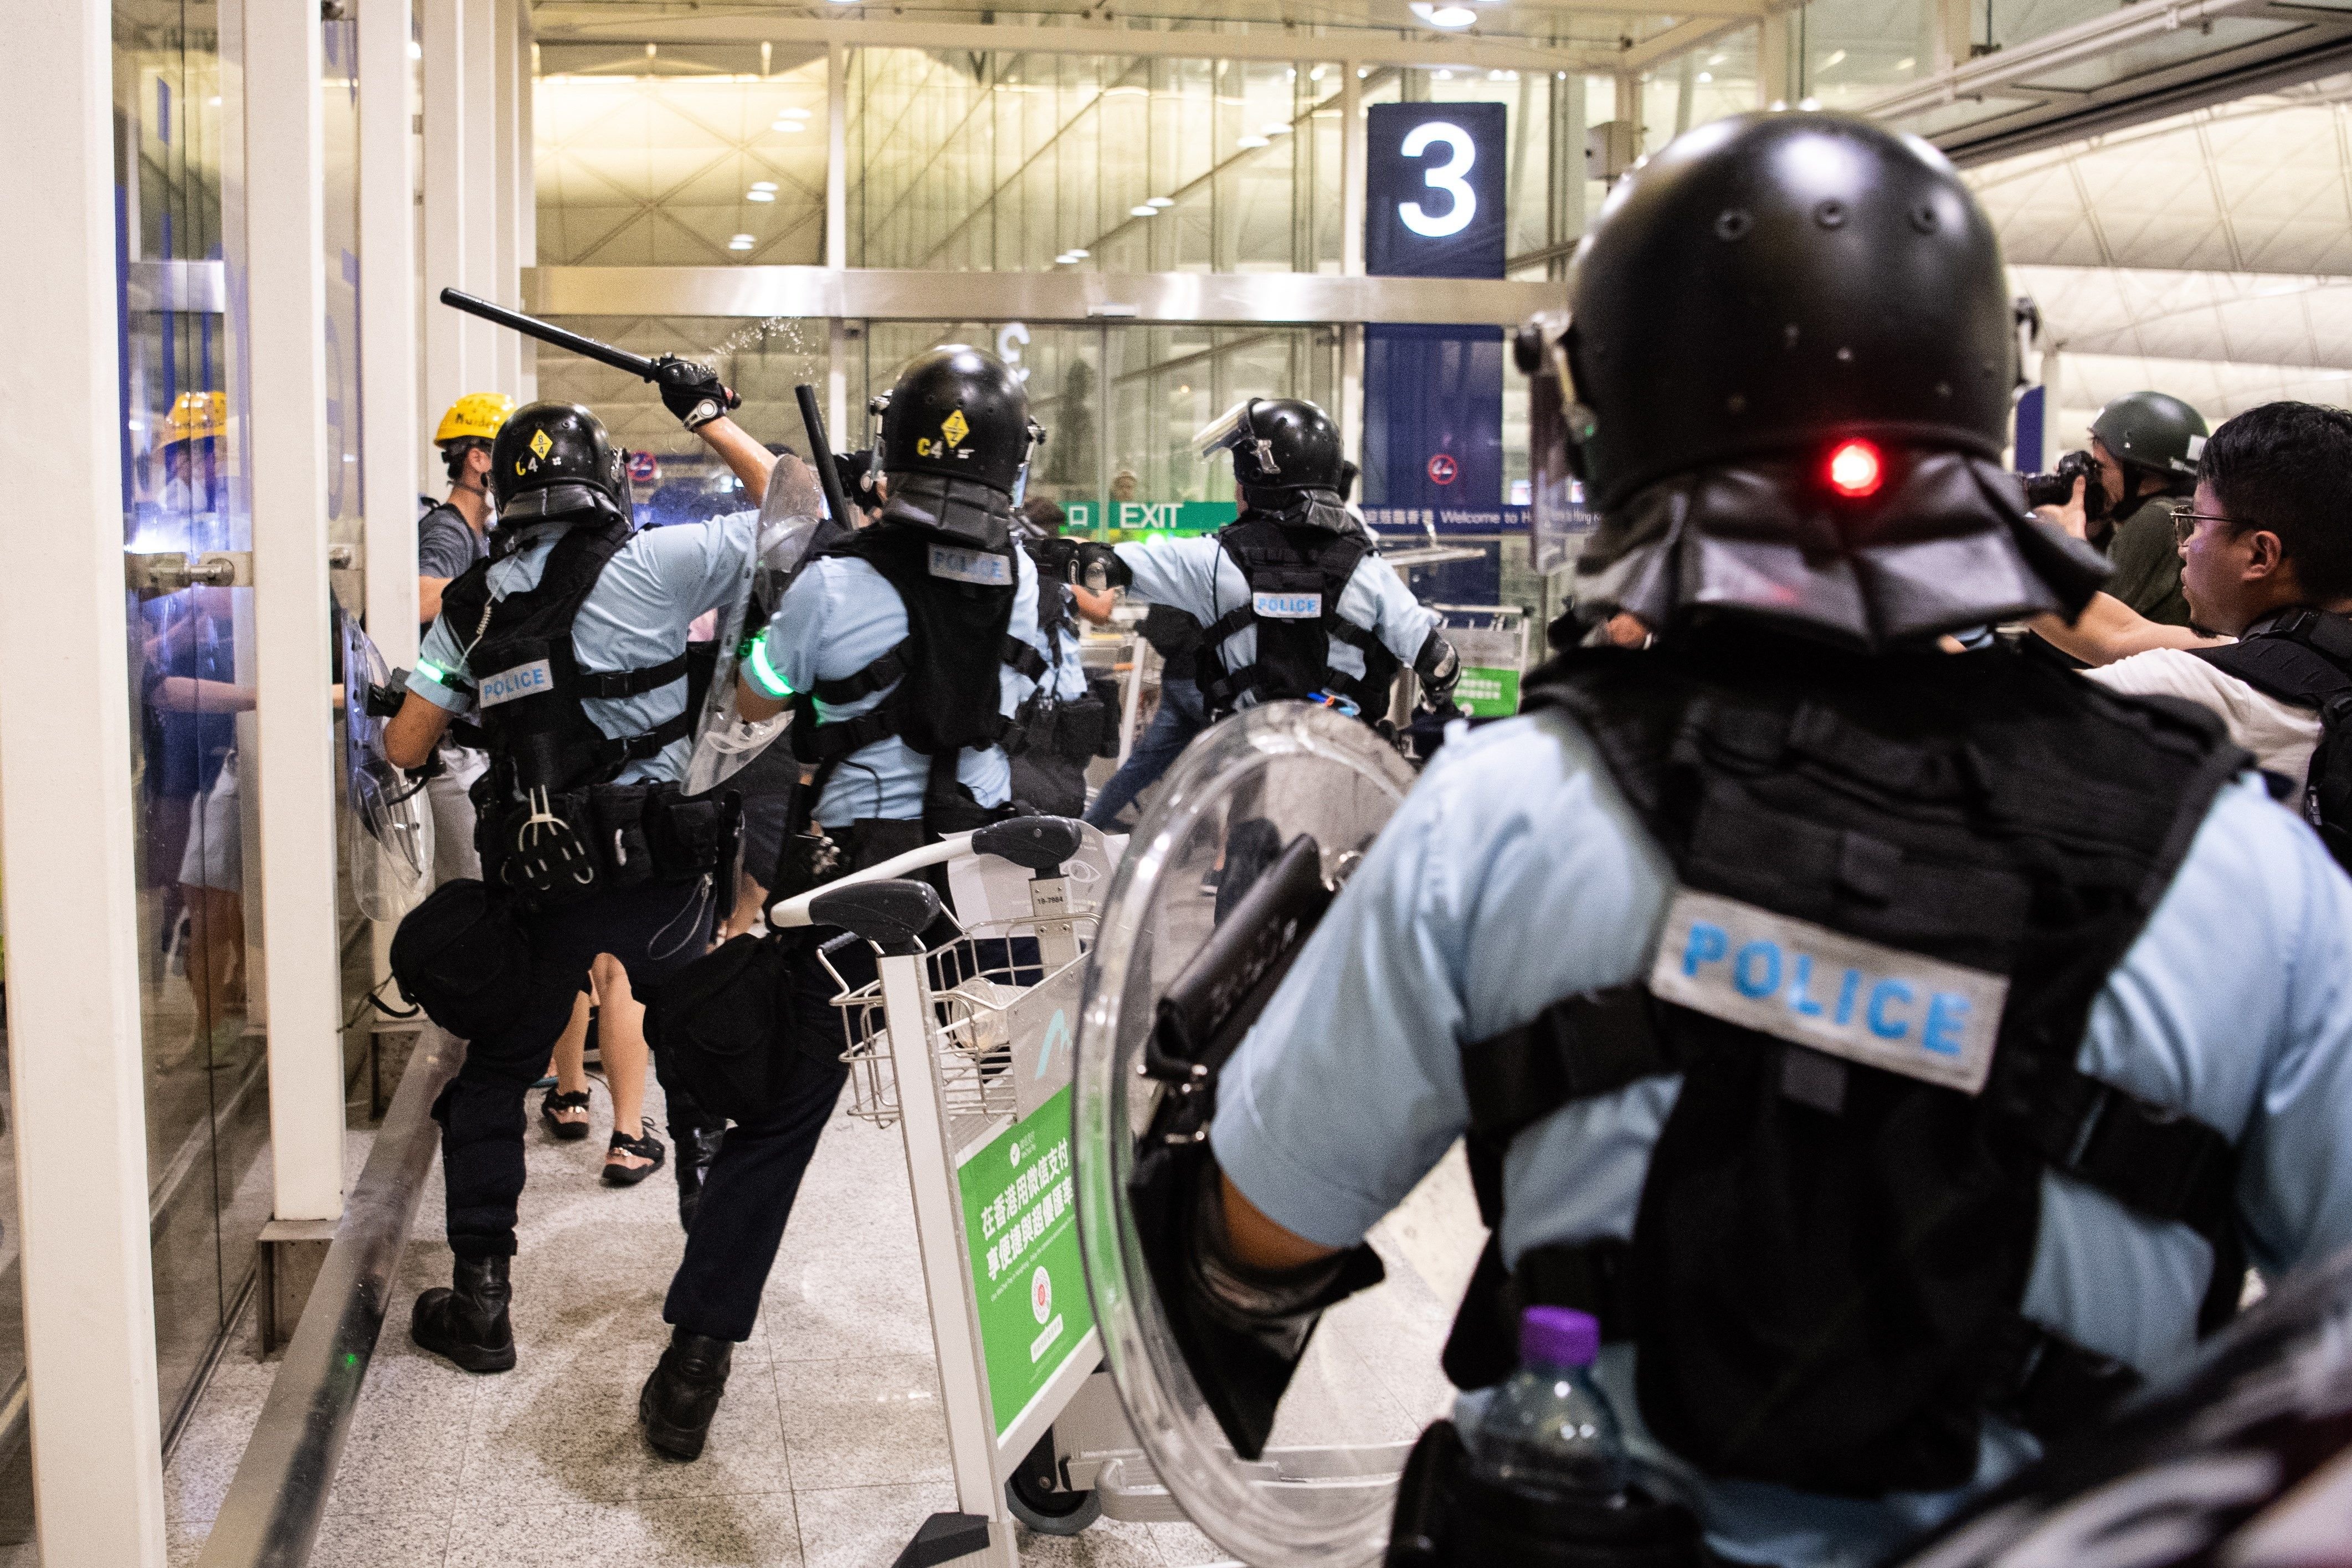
471 773 741 912
1388 1421 1713 1568
1009 676 1123 763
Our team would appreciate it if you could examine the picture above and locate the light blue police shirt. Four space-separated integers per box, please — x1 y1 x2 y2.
757 543 1051 827
406 514 754 786
1113 532 1435 705
1210 707 2352 1567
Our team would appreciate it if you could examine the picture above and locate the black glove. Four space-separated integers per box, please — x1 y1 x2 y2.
651 354 741 432
1029 536 1080 581
1072 539 1131 591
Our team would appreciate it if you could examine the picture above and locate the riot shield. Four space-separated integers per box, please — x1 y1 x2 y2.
1073 703 1478 1566
684 454 837 797
339 611 434 921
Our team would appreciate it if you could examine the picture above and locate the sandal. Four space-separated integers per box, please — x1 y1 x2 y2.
603 1121 667 1186
540 1089 593 1142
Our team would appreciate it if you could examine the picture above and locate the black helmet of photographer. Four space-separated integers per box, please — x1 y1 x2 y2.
1560 112 2104 647
490 401 631 526
879 346 1037 495
2092 391 2208 490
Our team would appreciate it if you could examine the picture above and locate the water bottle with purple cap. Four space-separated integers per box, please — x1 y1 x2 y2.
1460 1305 1629 1504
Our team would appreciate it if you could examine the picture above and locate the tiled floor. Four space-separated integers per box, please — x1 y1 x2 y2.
161 1077 1275 1566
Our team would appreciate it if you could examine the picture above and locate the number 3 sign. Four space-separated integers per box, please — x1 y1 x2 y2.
1365 100 1507 279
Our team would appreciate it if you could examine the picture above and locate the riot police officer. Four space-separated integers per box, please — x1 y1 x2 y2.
1138 114 2352 1565
1079 398 1457 726
634 345 1055 1461
383 400 752 1374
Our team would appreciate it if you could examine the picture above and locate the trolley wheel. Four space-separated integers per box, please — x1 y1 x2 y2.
1005 1473 1100 1536
1006 1430 1100 1536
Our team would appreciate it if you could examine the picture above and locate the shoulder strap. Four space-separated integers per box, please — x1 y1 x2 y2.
2192 611 2352 708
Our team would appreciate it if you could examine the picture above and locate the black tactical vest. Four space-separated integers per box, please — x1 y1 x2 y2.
1198 510 1399 718
1446 635 2248 1499
437 518 693 803
789 523 1047 835
2191 608 2352 872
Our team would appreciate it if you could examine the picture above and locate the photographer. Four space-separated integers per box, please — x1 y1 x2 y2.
2035 400 2352 825
2038 390 2209 626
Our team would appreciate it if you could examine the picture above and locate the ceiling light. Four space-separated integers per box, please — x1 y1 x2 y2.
1358 66 1370 78
1488 69 1505 80
747 189 776 202
1895 55 1916 70
1707 52 1727 64
1264 120 1292 135
750 181 778 192
728 234 755 250
1435 69 1454 80
1146 195 1173 207
1237 135 1271 149
408 39 423 59
1821 49 1847 68
1286 68 1296 80
1697 71 1713 83
1055 253 1077 264
1131 204 1159 218
1068 248 1088 258
1410 3 1479 30
1309 65 1327 81
1798 95 1821 110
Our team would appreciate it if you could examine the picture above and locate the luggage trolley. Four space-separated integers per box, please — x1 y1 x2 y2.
767 818 1180 1567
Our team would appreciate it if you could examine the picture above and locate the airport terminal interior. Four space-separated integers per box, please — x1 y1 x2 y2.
11 0 2352 1564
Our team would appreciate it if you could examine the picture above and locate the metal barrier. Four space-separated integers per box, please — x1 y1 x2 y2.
194 1026 465 1568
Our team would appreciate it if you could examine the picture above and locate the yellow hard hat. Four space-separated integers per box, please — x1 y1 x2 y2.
165 390 227 446
435 392 516 446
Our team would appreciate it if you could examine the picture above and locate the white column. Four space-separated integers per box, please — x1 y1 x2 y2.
361 0 421 668
422 0 468 486
515 4 537 403
244 0 347 1223
827 42 850 440
1339 61 1365 464
463 0 501 381
1758 14 1792 109
0 6 170 1563
491 0 521 393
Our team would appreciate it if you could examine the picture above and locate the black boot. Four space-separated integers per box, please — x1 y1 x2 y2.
639 1327 733 1461
410 1255 516 1373
674 1123 722 1232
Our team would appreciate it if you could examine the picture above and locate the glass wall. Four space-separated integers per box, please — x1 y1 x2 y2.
114 0 276 1441
535 62 830 266
849 50 1348 274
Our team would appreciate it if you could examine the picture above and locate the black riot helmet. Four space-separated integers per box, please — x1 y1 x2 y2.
1198 398 1348 495
490 401 631 526
877 346 1039 495
1553 112 2105 649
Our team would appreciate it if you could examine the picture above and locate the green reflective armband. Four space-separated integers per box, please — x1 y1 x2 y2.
414 657 453 688
743 629 794 701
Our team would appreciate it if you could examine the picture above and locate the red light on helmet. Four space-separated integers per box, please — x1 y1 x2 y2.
1825 439 1884 498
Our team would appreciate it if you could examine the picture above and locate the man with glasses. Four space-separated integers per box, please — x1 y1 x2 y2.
2035 400 2352 818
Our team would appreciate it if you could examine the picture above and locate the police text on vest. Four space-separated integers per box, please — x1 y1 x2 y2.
479 659 554 710
1647 888 2007 1096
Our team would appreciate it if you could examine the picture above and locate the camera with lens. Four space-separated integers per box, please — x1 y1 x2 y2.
2020 448 2107 520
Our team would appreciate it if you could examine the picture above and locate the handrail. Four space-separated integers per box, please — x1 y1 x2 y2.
194 1026 465 1568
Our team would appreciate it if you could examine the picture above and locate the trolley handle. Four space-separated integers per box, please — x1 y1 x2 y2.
765 815 1085 929
802 880 941 952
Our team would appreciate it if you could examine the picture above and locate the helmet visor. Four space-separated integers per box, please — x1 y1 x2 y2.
1193 398 1259 462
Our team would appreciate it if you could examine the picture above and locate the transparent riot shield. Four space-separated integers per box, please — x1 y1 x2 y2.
340 611 434 921
1073 703 1475 1566
684 454 838 796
